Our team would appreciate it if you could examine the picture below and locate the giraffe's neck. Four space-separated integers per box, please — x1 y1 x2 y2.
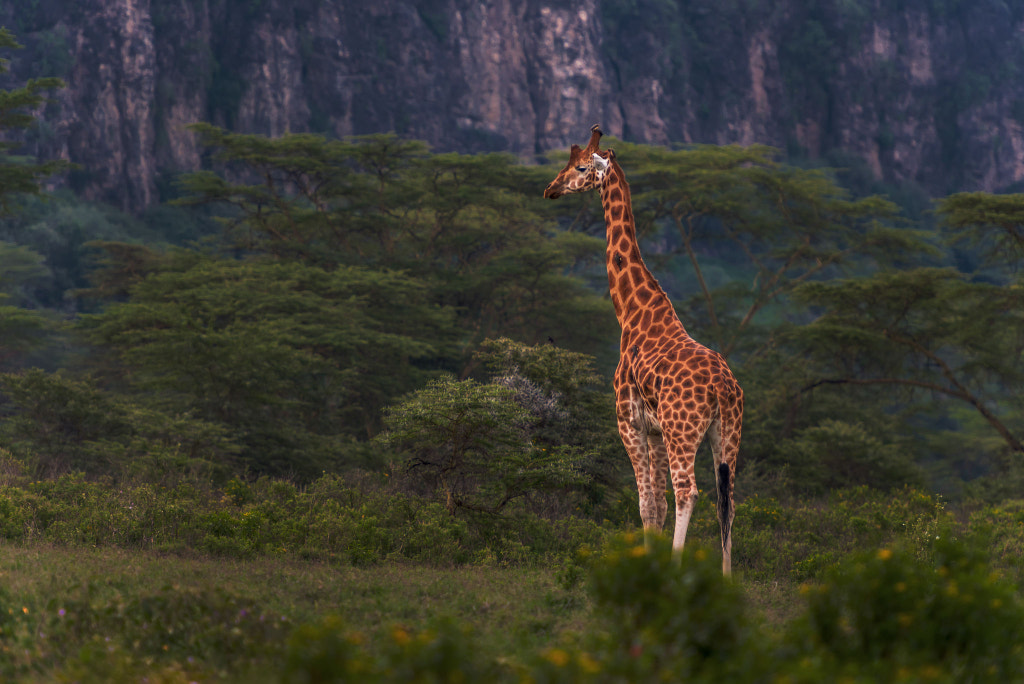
600 160 679 336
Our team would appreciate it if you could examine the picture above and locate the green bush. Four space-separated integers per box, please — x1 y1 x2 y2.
282 616 485 683
968 499 1024 580
795 534 1024 680
585 533 763 681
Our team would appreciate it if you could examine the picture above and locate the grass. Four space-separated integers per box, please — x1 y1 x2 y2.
0 488 1019 680
0 542 598 678
0 540 808 681
0 473 1021 679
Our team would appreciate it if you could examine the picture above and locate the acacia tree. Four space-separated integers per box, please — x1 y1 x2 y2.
176 124 614 373
938 191 1024 273
563 141 921 361
0 30 68 370
379 374 584 516
80 254 454 477
766 192 1024 492
0 28 67 211
790 268 1023 456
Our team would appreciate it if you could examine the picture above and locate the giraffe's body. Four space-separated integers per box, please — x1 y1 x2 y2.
545 125 743 574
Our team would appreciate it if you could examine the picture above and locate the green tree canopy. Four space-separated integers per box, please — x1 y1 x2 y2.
176 124 615 374
379 374 584 516
80 253 455 476
938 191 1024 274
0 28 67 213
789 268 1024 471
0 368 237 480
545 140 926 362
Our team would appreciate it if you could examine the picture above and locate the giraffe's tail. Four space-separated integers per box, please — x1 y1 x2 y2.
717 461 732 543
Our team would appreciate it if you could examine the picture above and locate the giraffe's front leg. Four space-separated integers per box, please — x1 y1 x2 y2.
617 416 660 537
647 432 669 529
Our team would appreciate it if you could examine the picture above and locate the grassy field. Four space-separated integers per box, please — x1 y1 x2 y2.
0 543 598 681
0 541 808 682
0 476 1022 680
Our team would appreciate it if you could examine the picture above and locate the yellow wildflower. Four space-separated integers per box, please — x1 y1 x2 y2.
544 648 570 667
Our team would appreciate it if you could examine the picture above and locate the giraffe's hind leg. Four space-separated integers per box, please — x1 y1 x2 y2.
667 439 700 554
660 409 711 558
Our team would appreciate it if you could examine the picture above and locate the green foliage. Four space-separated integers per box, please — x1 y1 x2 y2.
0 580 290 681
790 268 1024 458
474 338 624 511
380 374 585 516
775 419 924 493
586 534 760 681
0 191 191 309
0 28 68 213
176 125 614 372
795 535 1024 680
0 472 609 566
283 616 486 683
967 499 1024 580
0 241 62 371
0 482 1018 681
0 369 237 479
938 190 1024 275
80 255 453 475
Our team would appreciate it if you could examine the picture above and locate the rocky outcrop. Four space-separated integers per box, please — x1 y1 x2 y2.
1 0 1023 211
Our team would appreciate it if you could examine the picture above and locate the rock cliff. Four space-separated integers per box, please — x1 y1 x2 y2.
1 0 1023 211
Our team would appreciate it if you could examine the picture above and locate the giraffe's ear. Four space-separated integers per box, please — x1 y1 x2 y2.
592 153 610 173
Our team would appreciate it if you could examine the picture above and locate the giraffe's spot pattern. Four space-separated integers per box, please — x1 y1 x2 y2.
629 267 644 288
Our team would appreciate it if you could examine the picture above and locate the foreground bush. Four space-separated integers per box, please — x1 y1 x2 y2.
794 534 1024 681
582 534 763 681
0 582 291 681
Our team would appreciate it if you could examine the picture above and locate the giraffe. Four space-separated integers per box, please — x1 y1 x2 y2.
544 125 744 574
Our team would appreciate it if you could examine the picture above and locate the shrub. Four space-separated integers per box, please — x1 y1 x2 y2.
795 534 1024 680
968 499 1024 580
282 616 485 683
585 533 764 681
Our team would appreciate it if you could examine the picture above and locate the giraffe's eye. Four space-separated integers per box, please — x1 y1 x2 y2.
575 166 587 173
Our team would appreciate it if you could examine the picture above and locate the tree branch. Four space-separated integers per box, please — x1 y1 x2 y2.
796 376 1023 454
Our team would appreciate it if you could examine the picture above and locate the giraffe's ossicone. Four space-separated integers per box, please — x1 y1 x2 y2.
545 125 744 575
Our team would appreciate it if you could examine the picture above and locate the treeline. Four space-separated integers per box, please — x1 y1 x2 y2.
1 30 1023 521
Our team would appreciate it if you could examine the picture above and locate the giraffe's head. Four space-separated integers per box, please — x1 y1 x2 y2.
543 124 612 200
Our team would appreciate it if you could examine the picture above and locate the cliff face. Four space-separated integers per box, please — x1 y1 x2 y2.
2 0 1023 212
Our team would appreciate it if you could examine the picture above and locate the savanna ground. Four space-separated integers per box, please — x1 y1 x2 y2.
0 472 1021 682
